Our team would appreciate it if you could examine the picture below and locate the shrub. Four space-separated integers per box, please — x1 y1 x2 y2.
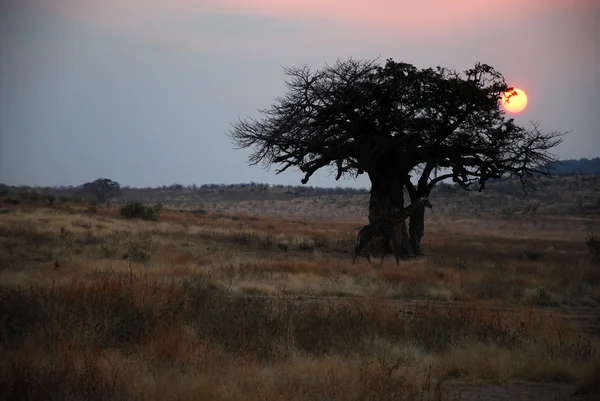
521 251 542 261
4 196 20 205
0 288 46 346
122 238 153 263
18 192 40 203
119 202 162 221
586 233 600 260
0 285 155 349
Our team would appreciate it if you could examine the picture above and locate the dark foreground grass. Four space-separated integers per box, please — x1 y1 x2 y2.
1 205 600 400
1 274 598 400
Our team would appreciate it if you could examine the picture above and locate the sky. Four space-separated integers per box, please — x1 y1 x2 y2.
1 0 599 188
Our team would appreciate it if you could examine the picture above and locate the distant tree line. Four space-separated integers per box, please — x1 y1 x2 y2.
1 174 598 217
0 180 369 202
1 157 597 203
550 157 600 176
117 182 369 195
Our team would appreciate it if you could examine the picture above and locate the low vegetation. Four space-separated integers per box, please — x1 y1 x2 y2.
0 200 599 400
586 233 600 261
1 173 599 218
120 201 163 221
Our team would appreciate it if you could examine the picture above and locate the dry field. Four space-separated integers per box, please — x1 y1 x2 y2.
1 202 599 400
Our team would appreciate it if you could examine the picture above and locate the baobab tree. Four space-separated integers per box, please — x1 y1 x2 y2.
228 57 566 257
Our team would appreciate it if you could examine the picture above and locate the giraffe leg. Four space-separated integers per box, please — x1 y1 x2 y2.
354 237 368 264
353 232 364 264
390 239 400 265
379 238 388 267
355 230 374 265
364 245 372 264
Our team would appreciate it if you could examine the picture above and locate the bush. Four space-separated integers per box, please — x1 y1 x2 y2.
18 192 40 203
122 238 153 263
586 233 600 260
521 251 541 261
0 288 45 346
4 196 20 205
119 202 162 221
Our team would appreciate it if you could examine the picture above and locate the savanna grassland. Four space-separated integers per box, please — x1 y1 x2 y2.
1 197 600 400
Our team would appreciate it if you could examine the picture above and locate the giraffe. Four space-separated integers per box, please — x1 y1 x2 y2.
352 198 433 266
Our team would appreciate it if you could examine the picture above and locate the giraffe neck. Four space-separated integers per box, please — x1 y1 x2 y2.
392 201 422 222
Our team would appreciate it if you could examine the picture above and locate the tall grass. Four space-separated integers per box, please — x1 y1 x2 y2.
1 274 598 400
1 203 599 399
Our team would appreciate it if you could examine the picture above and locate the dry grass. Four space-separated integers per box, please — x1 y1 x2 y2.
1 202 599 400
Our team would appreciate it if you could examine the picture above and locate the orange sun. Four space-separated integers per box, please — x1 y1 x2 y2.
501 87 528 113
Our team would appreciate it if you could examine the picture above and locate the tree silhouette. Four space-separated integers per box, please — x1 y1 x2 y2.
228 57 566 257
83 178 122 204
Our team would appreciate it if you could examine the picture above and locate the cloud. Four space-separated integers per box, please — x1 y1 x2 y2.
38 0 598 32
28 0 598 53
2 0 597 188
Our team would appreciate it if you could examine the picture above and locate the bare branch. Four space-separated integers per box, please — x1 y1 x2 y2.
228 57 567 195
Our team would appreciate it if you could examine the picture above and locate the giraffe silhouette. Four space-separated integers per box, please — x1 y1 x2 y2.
353 198 433 265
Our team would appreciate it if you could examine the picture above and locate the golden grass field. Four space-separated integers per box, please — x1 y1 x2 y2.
1 201 599 400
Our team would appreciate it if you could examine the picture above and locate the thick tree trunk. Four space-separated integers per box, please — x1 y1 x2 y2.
368 173 413 259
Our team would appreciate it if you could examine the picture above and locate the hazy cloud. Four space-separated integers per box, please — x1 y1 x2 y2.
1 0 598 187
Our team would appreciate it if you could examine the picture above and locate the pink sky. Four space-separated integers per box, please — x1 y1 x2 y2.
2 0 598 186
40 0 599 41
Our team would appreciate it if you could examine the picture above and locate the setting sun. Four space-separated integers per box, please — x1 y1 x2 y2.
501 87 528 113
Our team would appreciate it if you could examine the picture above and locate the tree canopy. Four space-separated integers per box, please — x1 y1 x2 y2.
228 57 567 257
82 178 122 204
229 58 564 190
